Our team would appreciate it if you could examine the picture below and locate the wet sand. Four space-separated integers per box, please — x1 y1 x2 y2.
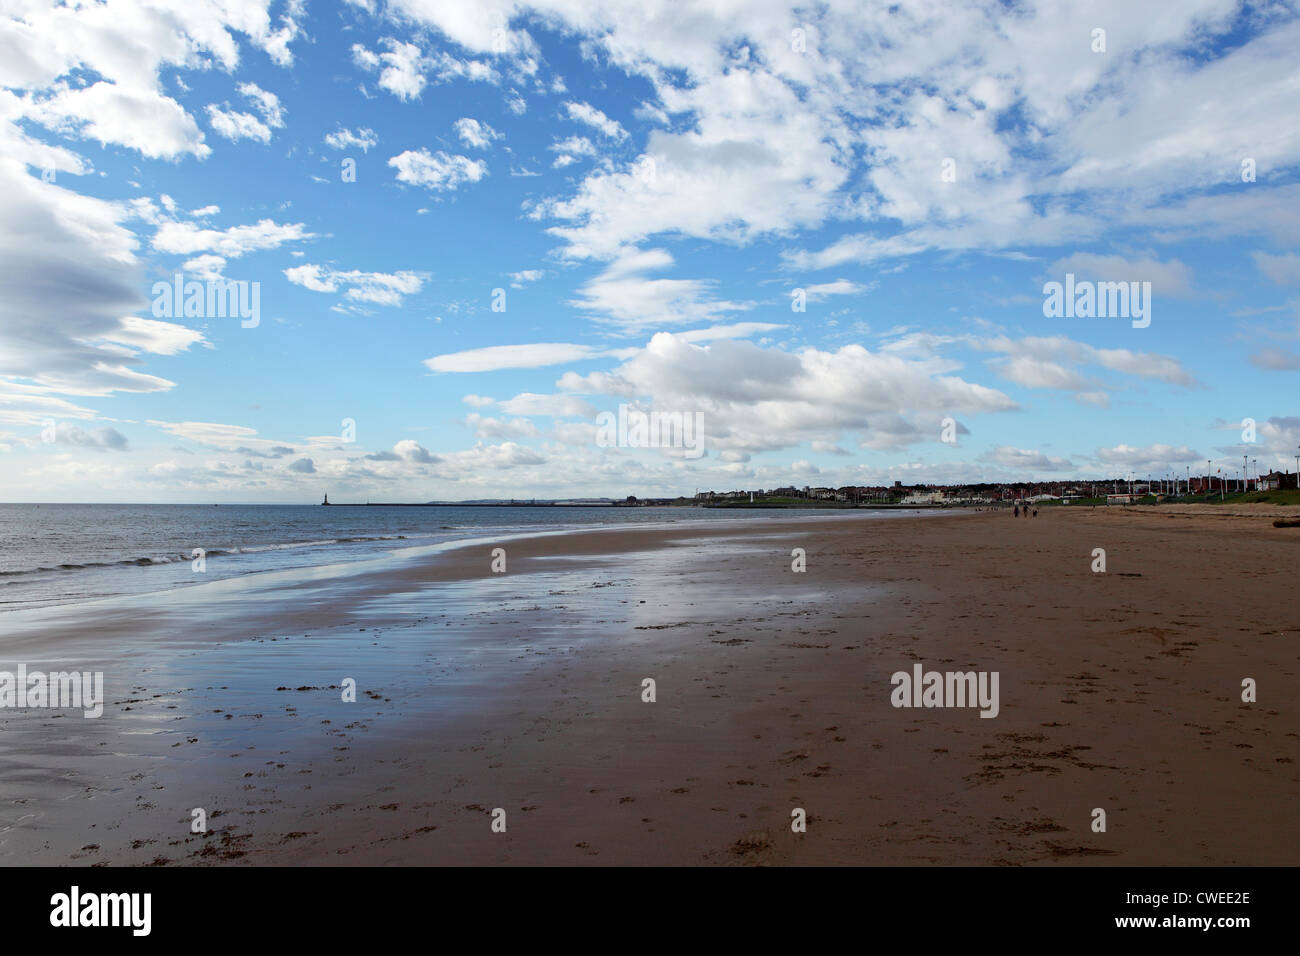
0 505 1296 866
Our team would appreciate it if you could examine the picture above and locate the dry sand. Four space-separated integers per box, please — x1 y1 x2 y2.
0 505 1296 866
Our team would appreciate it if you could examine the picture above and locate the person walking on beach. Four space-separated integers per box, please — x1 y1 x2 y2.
1014 505 1020 517
1032 507 1038 518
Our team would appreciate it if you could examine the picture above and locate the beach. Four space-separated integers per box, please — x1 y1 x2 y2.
0 505 1296 866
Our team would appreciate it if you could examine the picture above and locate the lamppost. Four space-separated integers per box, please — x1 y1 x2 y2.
1207 460 1212 497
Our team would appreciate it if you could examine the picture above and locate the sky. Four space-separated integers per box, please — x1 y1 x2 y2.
2 0 1299 503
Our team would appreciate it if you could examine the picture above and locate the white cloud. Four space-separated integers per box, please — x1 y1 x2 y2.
352 39 428 100
555 331 1017 456
153 219 316 259
393 439 438 463
509 269 544 288
801 279 873 302
183 254 227 281
466 413 539 439
454 117 501 149
549 135 596 167
207 105 272 144
541 69 849 259
389 149 487 191
238 82 284 127
568 247 752 331
980 336 1197 389
30 82 211 160
425 343 614 373
325 127 378 152
101 317 205 356
563 101 626 140
284 265 424 306
495 393 597 418
1 1 303 161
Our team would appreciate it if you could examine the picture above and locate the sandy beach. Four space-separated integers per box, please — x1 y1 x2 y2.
0 505 1296 866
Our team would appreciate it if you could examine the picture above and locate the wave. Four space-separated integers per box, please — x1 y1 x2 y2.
0 534 419 579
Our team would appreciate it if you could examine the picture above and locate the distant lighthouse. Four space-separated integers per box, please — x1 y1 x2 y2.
322 493 330 506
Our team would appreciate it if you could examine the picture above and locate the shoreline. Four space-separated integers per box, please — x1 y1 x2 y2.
0 506 1295 866
0 504 899 614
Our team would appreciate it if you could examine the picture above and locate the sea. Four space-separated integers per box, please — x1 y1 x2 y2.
0 503 866 612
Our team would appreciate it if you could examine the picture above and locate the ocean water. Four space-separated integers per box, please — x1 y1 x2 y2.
0 503 866 612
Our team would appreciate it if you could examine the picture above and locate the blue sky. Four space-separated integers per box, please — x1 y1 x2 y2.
2 0 1299 502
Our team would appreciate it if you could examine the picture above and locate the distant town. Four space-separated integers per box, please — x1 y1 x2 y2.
625 472 1300 508
323 470 1300 508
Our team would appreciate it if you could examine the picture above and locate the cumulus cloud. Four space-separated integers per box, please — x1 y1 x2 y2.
324 127 378 152
207 105 272 144
152 219 316 259
563 101 626 140
352 38 496 99
555 331 1017 456
206 82 285 144
549 135 597 168
454 117 500 149
2 2 302 161
389 149 487 191
352 39 428 100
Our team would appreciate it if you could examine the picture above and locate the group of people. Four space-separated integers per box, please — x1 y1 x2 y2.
1013 504 1038 518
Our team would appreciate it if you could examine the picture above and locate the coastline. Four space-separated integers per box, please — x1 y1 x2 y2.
0 506 1295 866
